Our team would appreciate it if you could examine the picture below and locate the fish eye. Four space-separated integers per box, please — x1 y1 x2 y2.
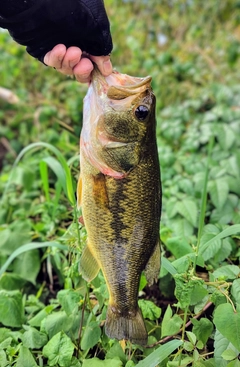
134 105 149 121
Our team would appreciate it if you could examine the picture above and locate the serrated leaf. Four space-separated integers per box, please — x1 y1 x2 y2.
175 199 198 227
213 304 240 350
209 178 229 210
16 346 37 367
138 300 161 321
42 331 75 367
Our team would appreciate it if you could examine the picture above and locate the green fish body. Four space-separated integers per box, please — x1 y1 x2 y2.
78 68 161 345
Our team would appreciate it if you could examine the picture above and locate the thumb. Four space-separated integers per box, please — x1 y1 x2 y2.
89 55 112 76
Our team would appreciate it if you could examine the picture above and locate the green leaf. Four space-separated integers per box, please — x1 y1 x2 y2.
0 241 69 277
125 361 136 367
2 142 76 205
161 305 183 337
226 360 240 367
0 290 24 327
165 236 193 259
174 274 205 308
82 358 123 367
192 318 214 345
138 300 161 321
106 342 127 364
161 256 178 276
186 331 197 345
213 303 240 350
0 221 31 256
212 265 240 281
231 279 240 304
22 326 48 349
81 321 101 350
175 199 198 227
57 289 82 316
43 311 74 339
135 340 183 367
184 341 194 352
16 346 37 367
209 179 229 210
42 331 75 367
28 305 56 327
0 349 8 367
221 349 238 361
13 250 40 284
199 225 240 257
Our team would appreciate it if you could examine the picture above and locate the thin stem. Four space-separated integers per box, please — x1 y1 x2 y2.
178 307 189 366
76 295 87 359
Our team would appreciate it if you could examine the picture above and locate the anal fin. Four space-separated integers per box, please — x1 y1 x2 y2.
79 245 100 282
144 239 161 286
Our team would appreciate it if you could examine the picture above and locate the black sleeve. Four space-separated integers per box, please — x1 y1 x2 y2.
0 0 113 62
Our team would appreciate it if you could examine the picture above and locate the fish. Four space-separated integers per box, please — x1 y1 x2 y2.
77 67 161 345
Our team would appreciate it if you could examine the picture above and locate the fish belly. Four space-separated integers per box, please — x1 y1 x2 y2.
80 148 161 345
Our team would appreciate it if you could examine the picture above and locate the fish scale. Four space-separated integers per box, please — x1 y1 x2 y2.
78 68 161 345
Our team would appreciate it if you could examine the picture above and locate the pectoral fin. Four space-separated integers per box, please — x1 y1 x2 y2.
105 142 140 173
79 245 100 282
144 239 161 286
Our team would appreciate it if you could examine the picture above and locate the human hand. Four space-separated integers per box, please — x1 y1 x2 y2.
44 44 112 83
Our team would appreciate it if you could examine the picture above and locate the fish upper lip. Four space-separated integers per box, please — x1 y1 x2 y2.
91 67 152 98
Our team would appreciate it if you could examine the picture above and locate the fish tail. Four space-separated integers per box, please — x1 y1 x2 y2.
105 306 148 346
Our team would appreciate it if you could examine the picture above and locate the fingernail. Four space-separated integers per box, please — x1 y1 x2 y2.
103 59 112 75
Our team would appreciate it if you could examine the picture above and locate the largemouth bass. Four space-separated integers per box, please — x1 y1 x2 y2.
77 68 161 345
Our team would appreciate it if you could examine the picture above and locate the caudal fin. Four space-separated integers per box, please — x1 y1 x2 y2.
105 306 148 346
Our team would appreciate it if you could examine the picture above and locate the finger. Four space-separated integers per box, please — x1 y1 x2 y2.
43 44 66 68
57 47 82 75
73 58 94 83
90 55 112 76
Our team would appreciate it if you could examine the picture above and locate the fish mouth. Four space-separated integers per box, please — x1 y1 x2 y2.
91 67 152 100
